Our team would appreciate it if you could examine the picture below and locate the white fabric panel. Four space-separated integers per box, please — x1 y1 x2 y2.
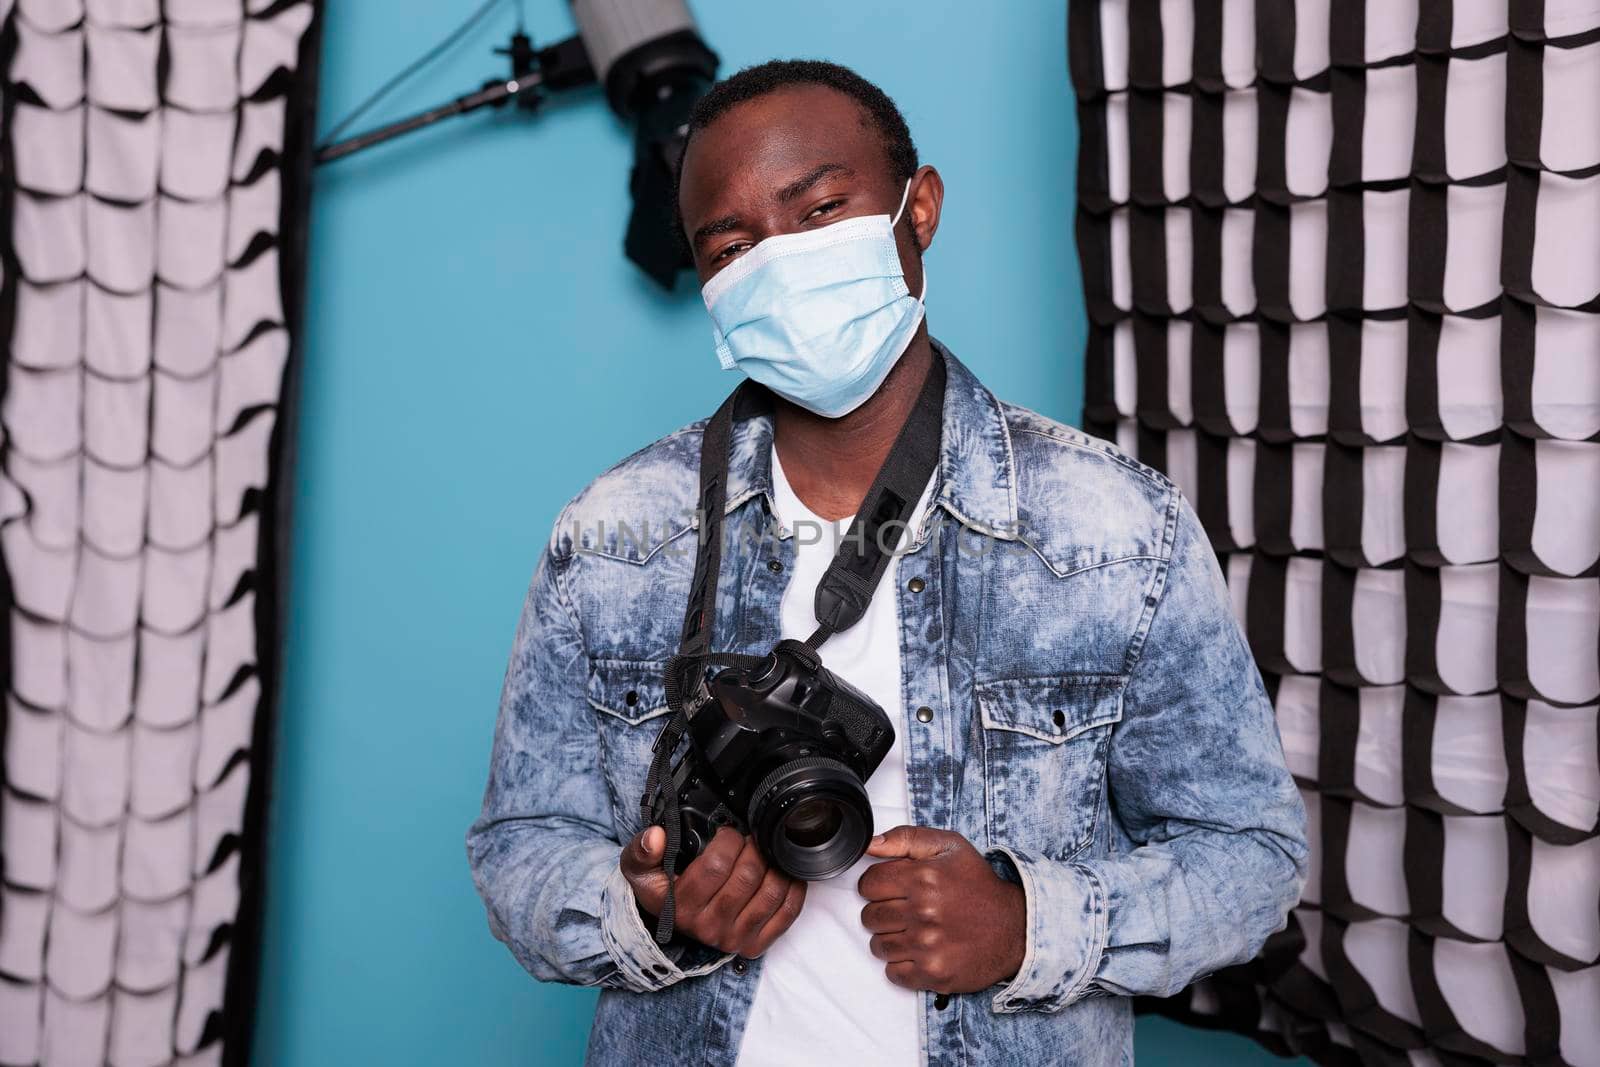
1287 323 1329 437
1435 442 1499 565
1530 307 1600 440
1434 314 1502 440
1430 694 1507 813
1223 322 1259 433
1522 700 1600 834
1442 181 1505 312
1439 814 1507 939
1523 576 1600 705
1285 556 1322 673
1358 319 1408 442
1531 172 1600 308
1345 918 1421 1022
1445 53 1507 180
1434 563 1499 695
1362 64 1418 182
1285 89 1332 199
1289 201 1328 321
1290 443 1323 551
1352 567 1406 685
1433 941 1525 1055
1162 92 1191 202
1276 673 1321 782
1541 40 1600 173
1353 685 1404 803
1531 440 1600 576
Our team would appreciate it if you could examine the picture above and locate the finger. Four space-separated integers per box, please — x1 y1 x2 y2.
747 880 806 956
869 932 915 962
620 826 666 877
727 866 792 956
860 898 910 933
885 961 922 990
856 857 914 901
865 825 956 861
672 827 745 913
700 837 770 930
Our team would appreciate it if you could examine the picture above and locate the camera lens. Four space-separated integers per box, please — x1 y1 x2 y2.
748 756 873 880
781 797 845 848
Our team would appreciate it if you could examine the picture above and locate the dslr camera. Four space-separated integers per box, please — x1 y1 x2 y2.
648 639 894 880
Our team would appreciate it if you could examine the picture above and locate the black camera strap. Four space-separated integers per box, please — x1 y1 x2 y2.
640 355 946 945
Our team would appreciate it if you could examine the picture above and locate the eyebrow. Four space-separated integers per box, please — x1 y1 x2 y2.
691 162 857 248
776 162 854 203
692 214 742 247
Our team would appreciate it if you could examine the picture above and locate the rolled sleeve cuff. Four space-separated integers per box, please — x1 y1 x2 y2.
599 864 732 992
985 846 1108 1014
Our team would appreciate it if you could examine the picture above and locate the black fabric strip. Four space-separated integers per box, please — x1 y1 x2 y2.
1404 561 1450 695
1325 314 1368 444
1193 428 1236 548
1253 440 1296 556
1408 182 1451 313
1256 320 1296 443
1405 309 1448 440
1404 436 1449 566
1255 0 1297 87
1076 100 1115 215
1246 552 1293 673
1082 321 1120 432
1254 82 1294 204
1127 0 1166 92
1130 204 1172 313
1191 207 1229 324
1067 0 1108 94
1189 88 1228 207
1133 312 1178 428
1412 53 1451 183
1253 200 1294 320
1191 0 1227 93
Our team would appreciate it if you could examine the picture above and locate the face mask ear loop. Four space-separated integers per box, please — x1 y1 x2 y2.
890 177 913 227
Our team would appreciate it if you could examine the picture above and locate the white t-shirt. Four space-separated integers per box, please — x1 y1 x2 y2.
734 445 929 1066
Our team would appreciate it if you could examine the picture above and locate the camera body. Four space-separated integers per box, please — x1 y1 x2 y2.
649 640 894 881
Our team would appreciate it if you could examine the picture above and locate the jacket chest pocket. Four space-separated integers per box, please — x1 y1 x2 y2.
975 675 1125 861
586 659 672 840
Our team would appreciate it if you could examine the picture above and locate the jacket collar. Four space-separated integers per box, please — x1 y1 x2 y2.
721 339 1019 540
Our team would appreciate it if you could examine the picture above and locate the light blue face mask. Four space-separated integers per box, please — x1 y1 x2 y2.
700 178 926 418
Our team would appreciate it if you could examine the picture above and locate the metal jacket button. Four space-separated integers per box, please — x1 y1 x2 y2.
934 993 950 1010
907 576 926 593
916 706 934 724
731 957 748 975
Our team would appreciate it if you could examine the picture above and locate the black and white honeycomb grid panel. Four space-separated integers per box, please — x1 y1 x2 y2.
0 1 318 1065
1071 1 1599 1064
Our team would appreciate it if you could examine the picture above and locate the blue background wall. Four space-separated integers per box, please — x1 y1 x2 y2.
253 2 1297 1064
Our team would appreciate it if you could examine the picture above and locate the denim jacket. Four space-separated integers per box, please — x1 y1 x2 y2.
467 342 1308 1066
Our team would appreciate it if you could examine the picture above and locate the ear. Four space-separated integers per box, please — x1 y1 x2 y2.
906 165 945 253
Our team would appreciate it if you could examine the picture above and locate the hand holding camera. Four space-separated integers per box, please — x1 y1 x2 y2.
857 826 1027 994
621 824 807 958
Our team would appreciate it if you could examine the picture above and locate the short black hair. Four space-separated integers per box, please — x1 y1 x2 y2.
682 59 920 186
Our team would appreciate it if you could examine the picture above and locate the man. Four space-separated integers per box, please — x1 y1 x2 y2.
468 60 1307 1066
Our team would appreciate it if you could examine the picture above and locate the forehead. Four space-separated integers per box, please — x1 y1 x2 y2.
678 84 890 217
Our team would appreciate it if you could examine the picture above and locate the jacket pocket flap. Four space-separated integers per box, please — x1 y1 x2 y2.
975 675 1126 743
586 659 671 724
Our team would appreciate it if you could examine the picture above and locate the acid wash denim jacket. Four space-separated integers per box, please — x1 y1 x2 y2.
467 341 1308 1067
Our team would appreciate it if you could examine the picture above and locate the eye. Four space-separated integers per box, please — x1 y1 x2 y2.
712 241 751 264
806 199 845 220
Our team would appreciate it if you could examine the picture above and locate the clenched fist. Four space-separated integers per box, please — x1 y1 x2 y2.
620 825 806 958
857 826 1027 993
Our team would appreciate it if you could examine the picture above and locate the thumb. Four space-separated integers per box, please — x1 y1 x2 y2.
622 825 666 876
865 824 955 860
